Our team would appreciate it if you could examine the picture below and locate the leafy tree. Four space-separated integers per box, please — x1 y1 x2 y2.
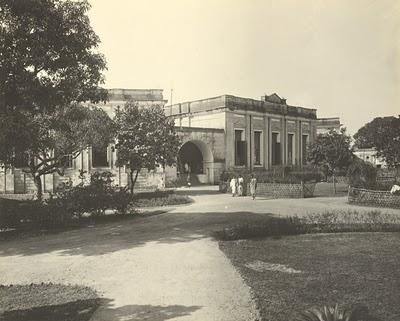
307 128 354 193
354 116 400 168
0 0 107 113
0 105 115 200
114 102 181 194
0 0 109 200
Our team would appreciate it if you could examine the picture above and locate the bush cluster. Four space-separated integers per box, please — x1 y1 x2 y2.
0 172 131 230
49 171 131 218
347 159 377 189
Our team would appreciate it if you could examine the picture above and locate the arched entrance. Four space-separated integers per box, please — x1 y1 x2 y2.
178 140 214 184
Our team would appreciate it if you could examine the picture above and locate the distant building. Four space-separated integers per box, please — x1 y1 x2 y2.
316 117 342 134
165 93 319 184
354 147 386 168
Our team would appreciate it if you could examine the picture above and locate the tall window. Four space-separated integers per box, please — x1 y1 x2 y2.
271 132 281 165
60 154 73 168
234 129 246 166
92 145 109 168
302 134 308 165
287 133 294 165
14 152 29 168
254 131 262 165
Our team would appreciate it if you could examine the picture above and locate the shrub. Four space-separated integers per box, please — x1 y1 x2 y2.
295 304 376 321
347 159 377 189
0 198 73 230
296 305 356 321
50 171 131 217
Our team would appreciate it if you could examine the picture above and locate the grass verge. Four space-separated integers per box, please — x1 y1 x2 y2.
213 210 400 241
132 191 192 207
0 283 99 321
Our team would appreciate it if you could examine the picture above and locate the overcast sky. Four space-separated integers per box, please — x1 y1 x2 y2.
88 0 399 135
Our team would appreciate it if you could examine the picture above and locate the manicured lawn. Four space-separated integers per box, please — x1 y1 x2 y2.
219 232 400 321
0 283 99 321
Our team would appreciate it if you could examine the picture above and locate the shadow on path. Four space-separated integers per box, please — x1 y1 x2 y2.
0 211 274 257
92 299 201 321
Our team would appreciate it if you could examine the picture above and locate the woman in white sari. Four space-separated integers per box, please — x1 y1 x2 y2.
230 176 237 197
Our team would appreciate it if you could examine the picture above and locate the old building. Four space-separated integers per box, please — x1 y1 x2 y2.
166 93 320 184
316 117 342 134
353 148 386 168
0 89 167 194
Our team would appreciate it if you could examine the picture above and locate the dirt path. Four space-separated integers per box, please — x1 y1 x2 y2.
1 187 398 320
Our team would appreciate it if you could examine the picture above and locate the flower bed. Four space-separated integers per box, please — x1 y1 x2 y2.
348 187 400 209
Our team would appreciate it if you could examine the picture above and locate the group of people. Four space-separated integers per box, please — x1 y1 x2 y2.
229 174 257 200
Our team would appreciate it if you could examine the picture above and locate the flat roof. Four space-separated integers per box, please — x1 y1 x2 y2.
165 94 317 119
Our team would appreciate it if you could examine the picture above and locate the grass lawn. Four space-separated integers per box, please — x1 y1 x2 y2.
219 232 400 321
314 182 348 197
0 283 99 321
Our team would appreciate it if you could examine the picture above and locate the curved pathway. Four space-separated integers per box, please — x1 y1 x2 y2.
1 187 398 320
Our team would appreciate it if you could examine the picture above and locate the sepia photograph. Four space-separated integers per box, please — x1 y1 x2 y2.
0 0 399 320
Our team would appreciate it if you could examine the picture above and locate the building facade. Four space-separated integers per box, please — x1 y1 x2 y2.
0 89 167 194
316 117 342 134
353 148 386 168
167 93 320 184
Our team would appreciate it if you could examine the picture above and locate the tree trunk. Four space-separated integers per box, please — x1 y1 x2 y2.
33 175 43 202
333 173 337 195
129 169 140 195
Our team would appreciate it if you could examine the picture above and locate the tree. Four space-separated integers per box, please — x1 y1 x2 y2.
307 128 353 194
0 105 115 200
114 103 181 194
0 0 107 113
0 0 109 200
354 116 400 168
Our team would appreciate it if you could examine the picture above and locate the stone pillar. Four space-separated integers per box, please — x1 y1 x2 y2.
282 118 286 165
246 114 251 169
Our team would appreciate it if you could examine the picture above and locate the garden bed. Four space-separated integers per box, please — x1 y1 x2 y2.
215 210 400 321
219 232 400 321
348 186 400 209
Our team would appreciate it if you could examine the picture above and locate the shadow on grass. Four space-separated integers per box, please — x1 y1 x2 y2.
1 298 100 321
2 301 201 321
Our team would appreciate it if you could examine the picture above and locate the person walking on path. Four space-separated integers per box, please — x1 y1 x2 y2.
249 174 257 200
238 175 244 196
230 176 238 197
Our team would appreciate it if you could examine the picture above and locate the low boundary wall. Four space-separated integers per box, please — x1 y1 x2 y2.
220 181 316 198
348 187 400 209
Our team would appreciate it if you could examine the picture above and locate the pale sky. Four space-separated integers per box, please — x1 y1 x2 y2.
88 0 399 135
